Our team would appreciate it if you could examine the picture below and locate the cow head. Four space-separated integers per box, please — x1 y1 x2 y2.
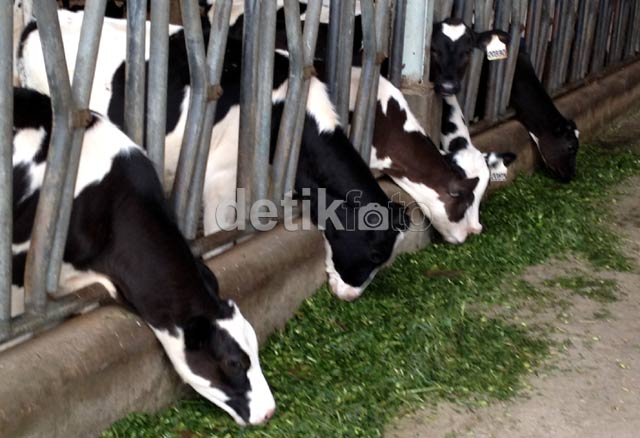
432 175 480 243
151 263 275 426
529 120 579 182
323 200 408 301
431 18 510 96
483 151 518 182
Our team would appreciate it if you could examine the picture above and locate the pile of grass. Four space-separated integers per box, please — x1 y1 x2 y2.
103 143 640 438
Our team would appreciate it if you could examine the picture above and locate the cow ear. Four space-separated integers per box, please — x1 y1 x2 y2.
499 152 517 167
475 30 510 49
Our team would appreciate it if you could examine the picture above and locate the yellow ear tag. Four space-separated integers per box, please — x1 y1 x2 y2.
486 35 508 61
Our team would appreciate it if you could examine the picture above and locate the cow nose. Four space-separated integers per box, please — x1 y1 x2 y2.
263 407 275 423
439 81 459 95
468 224 483 235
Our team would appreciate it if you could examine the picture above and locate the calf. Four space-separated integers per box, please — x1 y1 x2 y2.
510 41 579 182
10 87 275 426
16 10 407 302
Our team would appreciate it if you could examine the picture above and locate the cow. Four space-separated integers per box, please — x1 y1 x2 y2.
16 9 407 302
10 87 275 426
509 41 579 182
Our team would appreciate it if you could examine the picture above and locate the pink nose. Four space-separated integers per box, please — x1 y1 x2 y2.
262 407 275 423
468 225 483 235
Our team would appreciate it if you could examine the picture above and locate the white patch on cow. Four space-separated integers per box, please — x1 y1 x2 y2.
11 240 30 254
440 95 490 235
217 303 276 425
272 76 340 133
529 132 540 146
393 177 469 244
441 23 467 42
369 146 392 170
13 127 47 201
322 237 368 301
57 262 118 299
150 326 243 423
574 129 580 139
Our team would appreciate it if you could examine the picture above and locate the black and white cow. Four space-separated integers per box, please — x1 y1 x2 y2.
510 41 579 182
10 87 275 426
16 9 407 302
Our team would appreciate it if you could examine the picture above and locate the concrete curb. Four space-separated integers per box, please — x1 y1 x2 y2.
1 59 639 437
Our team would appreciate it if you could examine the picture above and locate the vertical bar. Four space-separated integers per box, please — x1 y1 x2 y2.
350 0 377 153
0 1 13 327
125 0 147 145
590 0 612 73
534 0 553 78
498 0 523 113
361 0 391 162
527 0 543 70
484 0 511 120
47 0 108 293
326 0 341 100
434 0 455 21
284 1 323 195
25 0 75 314
171 0 208 233
237 0 260 226
400 0 430 83
388 0 407 87
462 0 491 120
334 0 355 127
251 0 277 208
146 0 170 180
184 0 233 238
271 0 306 203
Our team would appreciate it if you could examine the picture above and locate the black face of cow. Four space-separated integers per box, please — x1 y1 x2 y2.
323 202 408 301
431 18 510 96
531 120 579 183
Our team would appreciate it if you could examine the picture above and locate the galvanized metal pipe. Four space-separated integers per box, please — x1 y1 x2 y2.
251 0 277 209
534 0 553 78
527 0 543 69
326 0 342 100
400 0 431 84
237 0 260 226
184 0 233 239
434 0 454 21
271 0 306 204
284 1 323 195
47 0 108 293
334 0 355 127
146 0 170 180
388 0 407 87
484 0 511 120
462 0 491 120
350 0 377 153
0 1 13 328
498 0 524 113
171 0 208 234
125 0 147 145
25 0 75 314
590 0 611 73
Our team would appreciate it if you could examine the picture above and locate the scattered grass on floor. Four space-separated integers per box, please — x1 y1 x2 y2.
543 276 619 303
103 143 640 438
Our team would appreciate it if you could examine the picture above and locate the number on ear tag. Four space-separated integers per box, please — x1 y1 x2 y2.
486 35 508 61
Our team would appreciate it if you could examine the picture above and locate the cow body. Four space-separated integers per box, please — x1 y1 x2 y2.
17 10 406 301
10 87 274 426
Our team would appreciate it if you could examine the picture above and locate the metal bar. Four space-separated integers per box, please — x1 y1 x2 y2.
535 0 553 78
462 0 491 120
434 0 454 21
0 1 13 329
124 0 147 145
326 0 341 101
590 0 612 73
578 0 599 79
349 0 376 153
236 0 260 227
146 0 170 180
334 0 355 127
171 0 208 234
400 0 430 83
485 0 511 120
498 0 523 113
284 2 323 195
251 0 277 209
24 0 75 314
271 0 306 204
388 0 407 87
360 0 391 162
623 1 638 58
46 0 108 293
569 0 588 82
527 0 543 69
184 0 233 239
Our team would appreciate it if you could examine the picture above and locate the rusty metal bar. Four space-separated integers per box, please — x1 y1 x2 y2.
124 0 147 145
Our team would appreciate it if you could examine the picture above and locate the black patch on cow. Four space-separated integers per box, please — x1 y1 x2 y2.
441 100 458 136
18 20 38 61
448 136 468 153
12 252 27 288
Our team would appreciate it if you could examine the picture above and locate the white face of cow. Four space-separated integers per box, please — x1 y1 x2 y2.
451 148 490 235
150 302 275 426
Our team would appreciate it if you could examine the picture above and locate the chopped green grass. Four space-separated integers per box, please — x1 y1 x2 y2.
103 144 640 438
544 276 619 303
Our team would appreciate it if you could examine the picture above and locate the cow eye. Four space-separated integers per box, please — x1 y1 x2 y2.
225 359 243 375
